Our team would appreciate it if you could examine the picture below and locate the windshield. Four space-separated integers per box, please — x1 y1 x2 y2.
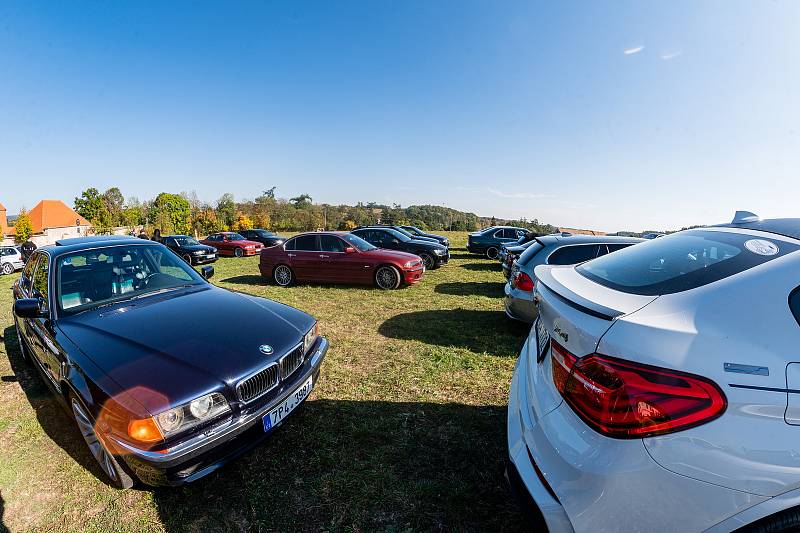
342 234 377 251
577 230 798 296
174 236 200 246
57 244 204 315
228 233 247 241
385 228 412 242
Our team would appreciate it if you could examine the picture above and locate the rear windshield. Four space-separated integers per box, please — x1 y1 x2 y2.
516 241 544 267
577 230 797 295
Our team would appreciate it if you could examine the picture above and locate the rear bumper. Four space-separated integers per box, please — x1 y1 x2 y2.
504 283 537 323
112 337 328 486
507 342 765 532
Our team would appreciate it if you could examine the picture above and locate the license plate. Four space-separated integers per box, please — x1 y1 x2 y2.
535 318 550 362
263 375 313 432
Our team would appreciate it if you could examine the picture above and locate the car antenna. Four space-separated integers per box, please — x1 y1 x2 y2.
731 211 760 224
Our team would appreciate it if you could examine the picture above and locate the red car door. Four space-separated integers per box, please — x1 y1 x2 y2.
287 235 327 281
319 235 367 283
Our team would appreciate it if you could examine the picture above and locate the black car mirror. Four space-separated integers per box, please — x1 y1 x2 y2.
14 298 48 319
201 266 215 280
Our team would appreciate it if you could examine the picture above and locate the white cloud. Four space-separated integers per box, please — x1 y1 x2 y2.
487 188 548 200
660 51 682 60
624 45 644 55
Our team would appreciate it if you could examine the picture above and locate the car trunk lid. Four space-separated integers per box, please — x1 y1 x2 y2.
527 265 658 419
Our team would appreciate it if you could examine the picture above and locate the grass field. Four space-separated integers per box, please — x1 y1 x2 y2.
0 232 532 532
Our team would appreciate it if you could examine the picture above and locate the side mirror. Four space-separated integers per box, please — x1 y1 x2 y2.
14 298 47 319
201 266 215 280
344 247 356 254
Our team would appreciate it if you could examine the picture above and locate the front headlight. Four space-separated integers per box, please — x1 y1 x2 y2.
192 250 204 255
434 248 446 255
152 392 231 438
211 247 217 254
303 322 319 355
403 260 418 268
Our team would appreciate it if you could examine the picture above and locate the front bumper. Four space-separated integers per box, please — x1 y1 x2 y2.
402 267 425 285
507 341 764 532
192 255 218 265
112 337 329 486
434 252 449 267
504 283 537 323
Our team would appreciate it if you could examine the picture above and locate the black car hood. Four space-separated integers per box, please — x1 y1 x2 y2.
408 239 446 251
58 286 314 414
180 244 216 253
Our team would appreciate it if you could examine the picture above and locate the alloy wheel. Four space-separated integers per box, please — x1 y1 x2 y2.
71 398 119 483
234 247 244 258
274 265 293 287
375 266 400 290
1 263 12 275
486 247 499 259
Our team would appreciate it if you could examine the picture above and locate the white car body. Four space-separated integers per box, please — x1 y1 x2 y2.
0 245 24 275
508 215 800 532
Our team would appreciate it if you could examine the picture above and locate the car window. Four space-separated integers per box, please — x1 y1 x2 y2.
548 244 601 265
319 235 346 252
57 244 204 315
578 230 798 296
284 238 295 250
342 233 376 251
32 255 50 309
20 253 41 294
293 235 319 251
790 287 800 327
606 243 635 254
206 234 220 242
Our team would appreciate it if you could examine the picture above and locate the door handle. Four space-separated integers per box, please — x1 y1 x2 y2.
288 253 296 257
319 254 330 258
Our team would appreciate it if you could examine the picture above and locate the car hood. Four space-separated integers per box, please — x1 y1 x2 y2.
57 286 315 414
409 239 446 251
181 244 215 253
363 248 423 262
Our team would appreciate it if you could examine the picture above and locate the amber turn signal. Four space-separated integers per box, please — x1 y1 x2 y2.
128 417 164 443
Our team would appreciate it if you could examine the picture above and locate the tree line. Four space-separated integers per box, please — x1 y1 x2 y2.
71 187 557 237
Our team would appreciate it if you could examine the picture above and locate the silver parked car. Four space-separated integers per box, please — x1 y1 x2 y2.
508 212 800 531
0 245 24 275
504 234 643 323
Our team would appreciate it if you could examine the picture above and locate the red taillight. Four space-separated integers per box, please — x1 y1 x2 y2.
550 340 726 438
513 272 534 292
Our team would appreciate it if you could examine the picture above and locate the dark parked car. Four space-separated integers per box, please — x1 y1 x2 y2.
260 232 425 289
200 232 264 257
467 226 528 258
162 235 218 265
497 232 536 264
12 236 327 487
399 225 449 247
500 239 537 279
238 229 286 248
351 227 449 269
354 225 442 246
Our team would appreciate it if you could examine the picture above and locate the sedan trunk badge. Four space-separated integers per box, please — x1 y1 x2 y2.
259 345 274 355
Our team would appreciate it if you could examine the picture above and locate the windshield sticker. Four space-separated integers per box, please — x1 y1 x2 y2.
744 239 779 256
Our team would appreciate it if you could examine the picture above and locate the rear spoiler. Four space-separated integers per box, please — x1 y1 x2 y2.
535 266 627 321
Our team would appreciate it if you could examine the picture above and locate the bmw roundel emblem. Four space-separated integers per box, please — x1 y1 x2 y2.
259 345 274 355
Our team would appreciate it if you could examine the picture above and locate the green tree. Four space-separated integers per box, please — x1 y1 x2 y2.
74 188 105 222
101 187 125 226
149 192 191 235
290 194 313 209
13 209 33 243
215 193 236 229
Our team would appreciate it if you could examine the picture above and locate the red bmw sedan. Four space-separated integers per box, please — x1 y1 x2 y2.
200 232 264 257
259 232 425 289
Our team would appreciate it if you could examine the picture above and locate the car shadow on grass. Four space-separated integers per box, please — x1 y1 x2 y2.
2 326 112 487
0 491 8 533
447 252 479 260
219 274 268 285
379 309 529 356
151 399 532 532
435 282 504 298
461 262 502 272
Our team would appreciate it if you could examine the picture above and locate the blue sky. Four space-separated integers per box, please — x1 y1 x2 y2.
1 1 798 232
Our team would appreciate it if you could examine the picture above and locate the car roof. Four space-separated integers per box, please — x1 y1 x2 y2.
44 236 158 257
291 231 349 237
536 234 644 246
714 218 800 241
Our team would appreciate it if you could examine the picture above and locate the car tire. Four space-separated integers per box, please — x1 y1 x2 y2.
273 264 294 287
419 252 435 270
375 265 401 290
1 262 12 275
181 253 193 265
747 508 800 533
486 247 499 259
69 394 135 489
234 247 244 258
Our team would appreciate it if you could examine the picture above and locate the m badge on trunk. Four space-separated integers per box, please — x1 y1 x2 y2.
259 345 274 355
